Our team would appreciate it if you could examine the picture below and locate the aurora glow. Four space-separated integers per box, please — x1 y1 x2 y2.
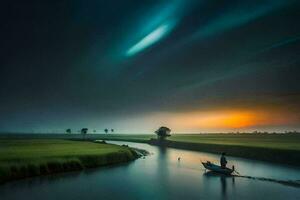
1 0 300 133
126 22 174 56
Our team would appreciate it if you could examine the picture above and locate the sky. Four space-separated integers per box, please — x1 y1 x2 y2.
0 0 300 133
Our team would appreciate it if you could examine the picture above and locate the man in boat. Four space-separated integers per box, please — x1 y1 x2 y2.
220 152 227 169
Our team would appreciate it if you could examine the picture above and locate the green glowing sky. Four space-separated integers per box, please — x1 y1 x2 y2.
0 0 300 133
126 22 174 56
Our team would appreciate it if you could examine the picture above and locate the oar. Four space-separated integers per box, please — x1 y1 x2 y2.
233 167 240 175
232 165 240 175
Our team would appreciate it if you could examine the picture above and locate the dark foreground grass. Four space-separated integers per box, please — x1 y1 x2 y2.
0 139 138 183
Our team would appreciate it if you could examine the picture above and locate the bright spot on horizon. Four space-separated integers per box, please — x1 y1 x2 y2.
147 108 300 132
126 22 174 56
165 110 259 130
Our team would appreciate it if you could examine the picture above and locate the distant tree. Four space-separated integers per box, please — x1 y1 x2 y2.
111 129 114 133
93 129 96 133
155 126 171 140
66 128 71 134
81 128 88 140
104 128 108 134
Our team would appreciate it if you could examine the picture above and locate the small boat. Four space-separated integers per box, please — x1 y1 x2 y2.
202 161 234 175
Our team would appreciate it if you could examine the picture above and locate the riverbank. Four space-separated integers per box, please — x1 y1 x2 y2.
149 139 300 166
94 133 300 166
1 133 299 166
0 139 139 183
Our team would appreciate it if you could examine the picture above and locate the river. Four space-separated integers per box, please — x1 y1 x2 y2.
1 141 300 200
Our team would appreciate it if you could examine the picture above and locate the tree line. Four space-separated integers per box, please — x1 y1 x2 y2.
65 128 115 135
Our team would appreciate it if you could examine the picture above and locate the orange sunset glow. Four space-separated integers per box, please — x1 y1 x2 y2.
194 111 257 128
154 108 300 132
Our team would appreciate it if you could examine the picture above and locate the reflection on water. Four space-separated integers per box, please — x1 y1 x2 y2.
1 141 300 200
203 172 236 200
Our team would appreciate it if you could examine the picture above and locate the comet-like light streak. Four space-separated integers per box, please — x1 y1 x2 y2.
126 23 173 56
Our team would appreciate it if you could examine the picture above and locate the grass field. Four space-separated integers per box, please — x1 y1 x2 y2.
94 133 300 151
92 134 154 143
94 133 300 166
168 134 300 151
0 139 138 183
1 134 299 167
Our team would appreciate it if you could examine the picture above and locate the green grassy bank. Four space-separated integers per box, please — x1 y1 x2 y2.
91 134 152 143
94 133 300 166
168 134 300 151
160 134 300 166
0 139 138 183
1 134 299 167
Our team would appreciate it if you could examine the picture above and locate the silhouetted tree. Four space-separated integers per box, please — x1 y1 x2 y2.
155 126 171 140
81 128 88 140
111 129 114 133
104 128 108 134
93 129 96 133
66 128 71 134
